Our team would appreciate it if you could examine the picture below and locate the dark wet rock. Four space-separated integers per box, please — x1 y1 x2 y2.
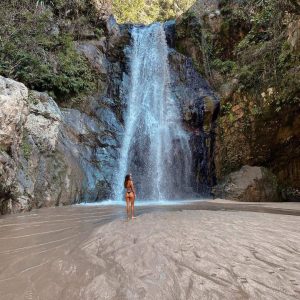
62 101 121 200
169 50 218 124
106 62 124 101
96 37 108 53
95 107 123 136
168 50 219 193
106 16 131 63
212 166 281 202
98 133 118 148
61 105 122 202
175 12 203 68
99 96 116 107
63 108 103 136
164 20 176 48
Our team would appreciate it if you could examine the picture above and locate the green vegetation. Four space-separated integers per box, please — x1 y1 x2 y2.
0 0 103 102
178 0 300 113
211 59 237 75
112 0 195 24
21 133 31 160
221 102 233 114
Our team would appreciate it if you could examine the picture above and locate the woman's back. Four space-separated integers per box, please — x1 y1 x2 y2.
126 180 133 192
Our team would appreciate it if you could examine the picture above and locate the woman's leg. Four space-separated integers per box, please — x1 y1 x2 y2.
125 196 130 219
131 194 135 219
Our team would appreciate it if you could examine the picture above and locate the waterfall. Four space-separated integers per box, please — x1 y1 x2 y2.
113 23 192 202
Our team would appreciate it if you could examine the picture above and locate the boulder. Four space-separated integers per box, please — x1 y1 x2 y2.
21 92 122 207
288 18 300 53
16 91 84 210
25 91 62 151
0 76 28 151
0 76 29 214
212 165 281 202
0 83 122 214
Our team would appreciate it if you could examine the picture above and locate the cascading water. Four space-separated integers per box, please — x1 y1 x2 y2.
113 23 192 202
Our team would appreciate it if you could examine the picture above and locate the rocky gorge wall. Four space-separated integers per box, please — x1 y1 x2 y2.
0 73 122 214
0 14 128 214
175 0 300 201
0 11 219 213
168 46 219 193
2 0 298 214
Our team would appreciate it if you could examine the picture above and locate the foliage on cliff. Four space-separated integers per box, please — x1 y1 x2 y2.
112 0 195 24
178 0 300 105
0 0 109 102
176 0 300 198
177 0 300 110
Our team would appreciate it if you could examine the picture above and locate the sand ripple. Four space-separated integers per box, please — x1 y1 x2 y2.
84 211 300 300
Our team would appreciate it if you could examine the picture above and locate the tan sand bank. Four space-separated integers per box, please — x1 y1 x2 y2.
84 210 300 300
0 204 299 299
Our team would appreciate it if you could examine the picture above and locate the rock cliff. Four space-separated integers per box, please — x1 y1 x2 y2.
176 0 300 201
0 74 123 214
168 48 219 192
0 6 128 213
1 0 298 214
0 6 218 213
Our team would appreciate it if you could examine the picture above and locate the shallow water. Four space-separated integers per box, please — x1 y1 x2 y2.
77 198 210 207
1 201 299 299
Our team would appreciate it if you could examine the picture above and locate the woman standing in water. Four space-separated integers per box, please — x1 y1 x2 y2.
124 174 136 220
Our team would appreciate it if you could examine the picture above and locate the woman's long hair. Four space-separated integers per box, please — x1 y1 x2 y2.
124 174 131 188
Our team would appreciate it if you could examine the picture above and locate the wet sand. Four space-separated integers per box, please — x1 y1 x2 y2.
0 200 299 299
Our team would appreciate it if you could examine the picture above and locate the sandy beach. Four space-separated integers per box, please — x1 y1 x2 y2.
84 210 300 300
0 201 300 299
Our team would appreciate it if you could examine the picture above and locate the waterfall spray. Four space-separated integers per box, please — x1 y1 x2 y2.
113 23 192 202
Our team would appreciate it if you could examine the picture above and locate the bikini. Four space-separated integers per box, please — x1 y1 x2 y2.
126 187 133 194
126 183 134 195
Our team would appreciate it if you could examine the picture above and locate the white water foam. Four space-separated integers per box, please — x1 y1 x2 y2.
77 198 209 207
112 23 192 202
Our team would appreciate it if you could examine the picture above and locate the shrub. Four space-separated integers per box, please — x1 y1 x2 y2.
212 59 237 74
0 0 99 102
112 0 195 24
